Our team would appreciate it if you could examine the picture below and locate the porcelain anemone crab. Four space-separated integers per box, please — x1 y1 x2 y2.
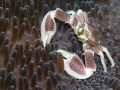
41 8 115 79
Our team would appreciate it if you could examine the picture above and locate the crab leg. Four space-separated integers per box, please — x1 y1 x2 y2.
57 49 96 79
92 47 107 72
77 9 89 24
83 44 107 72
83 50 96 71
97 51 107 72
97 45 115 67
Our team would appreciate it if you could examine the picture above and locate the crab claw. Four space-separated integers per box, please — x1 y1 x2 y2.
41 11 56 47
57 49 96 79
41 8 78 47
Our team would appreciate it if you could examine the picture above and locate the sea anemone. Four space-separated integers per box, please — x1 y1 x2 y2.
0 0 120 90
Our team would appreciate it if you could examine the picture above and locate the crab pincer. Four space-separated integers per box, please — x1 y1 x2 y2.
41 8 78 47
41 11 56 47
57 49 96 79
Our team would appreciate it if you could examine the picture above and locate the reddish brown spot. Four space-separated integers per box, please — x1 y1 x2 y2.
84 51 95 70
70 17 78 26
45 14 55 31
87 24 98 44
91 47 100 55
86 39 97 48
54 9 70 23
73 13 80 22
79 12 85 24
69 55 86 75
95 45 103 51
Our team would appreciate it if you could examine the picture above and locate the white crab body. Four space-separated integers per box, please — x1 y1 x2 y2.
41 8 115 79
